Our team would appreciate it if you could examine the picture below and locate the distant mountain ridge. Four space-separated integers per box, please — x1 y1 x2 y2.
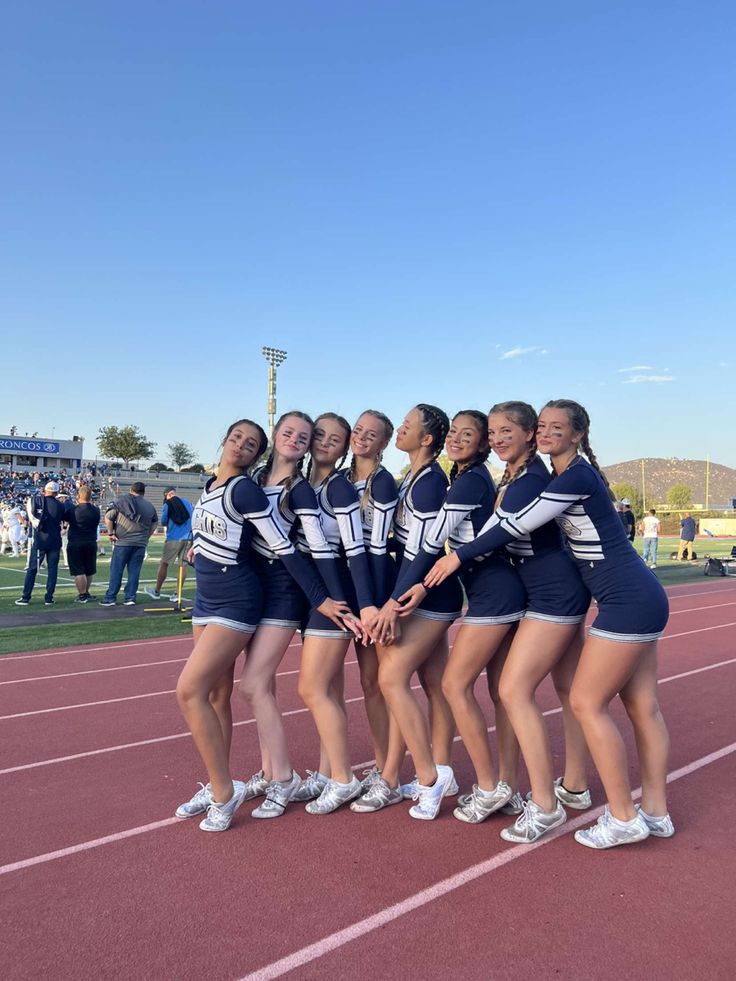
602 458 736 507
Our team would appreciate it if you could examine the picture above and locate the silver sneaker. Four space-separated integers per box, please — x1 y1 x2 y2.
175 782 212 819
409 764 455 821
242 769 269 801
453 781 513 824
554 777 592 810
306 776 362 815
199 780 246 832
636 805 675 838
359 765 382 793
457 788 524 815
575 807 650 849
350 777 403 813
500 798 567 843
251 771 301 819
401 772 459 800
292 770 329 802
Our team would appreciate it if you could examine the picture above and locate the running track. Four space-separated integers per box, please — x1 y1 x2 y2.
2 580 736 980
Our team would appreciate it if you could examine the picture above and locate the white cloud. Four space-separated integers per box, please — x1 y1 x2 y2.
617 365 654 373
500 346 548 360
622 374 677 385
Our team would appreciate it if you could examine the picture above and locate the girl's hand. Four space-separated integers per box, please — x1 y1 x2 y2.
374 601 401 646
423 551 461 588
359 605 380 634
317 598 368 642
187 547 195 564
395 583 426 617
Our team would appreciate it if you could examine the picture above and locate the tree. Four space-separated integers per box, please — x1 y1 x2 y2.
168 441 196 472
667 483 693 510
97 425 155 468
611 481 643 517
148 462 174 473
181 463 206 473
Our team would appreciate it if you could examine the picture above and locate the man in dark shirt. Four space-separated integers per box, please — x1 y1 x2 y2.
621 499 636 543
16 481 73 606
100 481 158 607
67 485 101 602
677 512 697 561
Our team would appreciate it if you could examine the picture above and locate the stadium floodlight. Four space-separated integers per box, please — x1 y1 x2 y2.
262 347 288 433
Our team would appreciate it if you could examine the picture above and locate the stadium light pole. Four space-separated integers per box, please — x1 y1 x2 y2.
262 346 287 434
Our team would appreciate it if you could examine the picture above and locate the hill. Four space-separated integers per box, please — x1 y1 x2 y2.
602 459 736 508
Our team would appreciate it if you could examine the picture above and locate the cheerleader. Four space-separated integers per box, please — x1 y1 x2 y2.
174 419 352 832
426 400 672 848
341 410 407 807
388 410 528 822
372 404 461 820
237 412 357 819
296 413 377 813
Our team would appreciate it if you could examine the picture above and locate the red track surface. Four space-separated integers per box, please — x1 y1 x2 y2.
2 580 736 980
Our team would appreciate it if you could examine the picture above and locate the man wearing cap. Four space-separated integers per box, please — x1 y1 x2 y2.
16 481 73 606
144 487 193 600
100 481 158 607
621 499 636 543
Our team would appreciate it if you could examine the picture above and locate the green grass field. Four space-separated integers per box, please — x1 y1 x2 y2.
1 535 733 656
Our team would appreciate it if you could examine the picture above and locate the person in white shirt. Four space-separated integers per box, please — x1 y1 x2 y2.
639 509 661 569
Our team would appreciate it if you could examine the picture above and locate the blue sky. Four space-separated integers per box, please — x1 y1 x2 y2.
2 1 734 474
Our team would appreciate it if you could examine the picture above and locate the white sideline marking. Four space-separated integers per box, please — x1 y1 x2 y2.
669 601 736 615
240 742 736 980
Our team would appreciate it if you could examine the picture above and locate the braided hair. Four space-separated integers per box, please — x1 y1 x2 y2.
222 418 269 474
347 409 394 514
306 412 351 484
448 410 490 483
489 402 539 500
257 410 314 515
396 403 450 524
543 399 616 502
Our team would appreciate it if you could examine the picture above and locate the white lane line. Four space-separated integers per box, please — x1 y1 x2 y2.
0 660 362 721
0 658 189 686
0 818 180 876
1 636 189 661
0 686 416 776
2 644 735 778
669 602 736 614
350 655 736 771
240 741 736 980
1 637 301 663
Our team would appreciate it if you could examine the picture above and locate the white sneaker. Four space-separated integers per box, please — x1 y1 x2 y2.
175 782 212 819
350 777 403 813
401 772 459 800
199 780 246 832
554 777 592 810
574 807 650 849
242 769 269 801
453 781 513 824
636 805 675 838
144 587 162 599
500 798 567 843
459 787 524 815
305 776 362 815
292 770 329 802
359 765 382 794
251 771 301 819
409 764 455 821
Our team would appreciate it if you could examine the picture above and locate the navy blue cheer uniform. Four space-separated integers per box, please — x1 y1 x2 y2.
350 466 399 605
393 463 464 621
393 462 526 625
191 475 326 633
251 473 345 630
469 456 590 624
303 472 376 638
457 457 668 643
